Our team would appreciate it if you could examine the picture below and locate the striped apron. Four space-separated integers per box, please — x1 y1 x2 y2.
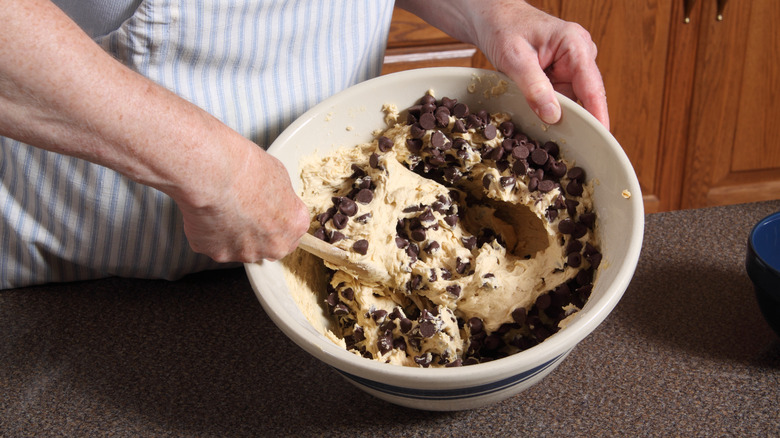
0 0 395 288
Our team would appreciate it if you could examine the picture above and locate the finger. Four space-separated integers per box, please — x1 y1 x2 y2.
571 67 610 130
501 43 561 125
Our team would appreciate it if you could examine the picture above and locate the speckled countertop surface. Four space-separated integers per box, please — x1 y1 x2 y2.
2 201 779 437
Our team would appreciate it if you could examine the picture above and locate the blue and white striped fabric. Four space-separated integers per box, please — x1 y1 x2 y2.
0 0 395 289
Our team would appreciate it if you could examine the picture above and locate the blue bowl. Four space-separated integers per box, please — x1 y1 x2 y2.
746 211 780 337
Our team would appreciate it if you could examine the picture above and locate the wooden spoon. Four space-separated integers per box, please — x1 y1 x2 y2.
297 233 391 285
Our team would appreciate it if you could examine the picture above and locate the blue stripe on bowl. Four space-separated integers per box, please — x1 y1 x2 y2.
334 353 566 401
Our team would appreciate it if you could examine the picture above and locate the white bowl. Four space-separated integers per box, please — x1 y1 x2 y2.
245 67 644 411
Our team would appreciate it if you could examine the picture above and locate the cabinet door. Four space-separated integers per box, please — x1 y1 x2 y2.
382 8 493 75
530 1 678 213
682 0 780 208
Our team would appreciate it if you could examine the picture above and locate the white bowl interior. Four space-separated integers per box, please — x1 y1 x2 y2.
245 68 643 396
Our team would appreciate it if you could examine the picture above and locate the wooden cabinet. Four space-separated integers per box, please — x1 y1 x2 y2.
383 1 780 212
382 8 492 75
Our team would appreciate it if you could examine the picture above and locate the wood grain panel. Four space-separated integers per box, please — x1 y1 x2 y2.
554 1 674 213
683 0 780 208
730 0 780 172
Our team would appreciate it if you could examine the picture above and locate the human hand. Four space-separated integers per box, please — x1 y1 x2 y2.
177 144 310 263
397 0 610 130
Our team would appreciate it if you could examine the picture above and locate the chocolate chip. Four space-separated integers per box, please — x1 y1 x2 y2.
580 212 596 229
566 180 584 197
468 317 483 333
400 317 413 333
565 199 579 217
453 102 470 118
430 130 446 149
355 212 372 223
411 227 426 242
499 121 515 137
338 197 358 216
587 252 602 270
407 274 422 291
419 208 436 223
440 268 452 280
353 239 369 255
332 213 348 229
566 239 583 254
372 309 388 321
406 138 423 154
548 160 567 179
395 236 409 248
418 112 435 130
326 291 339 307
531 148 549 167
425 241 440 253
576 269 593 286
410 124 426 139
558 218 575 234
483 124 497 140
542 141 560 158
512 159 528 176
567 252 582 268
352 326 365 342
477 110 489 125
354 188 373 205
421 94 436 105
414 354 433 367
333 303 350 316
482 174 493 190
462 236 477 250
440 96 457 109
568 166 586 182
317 207 336 226
369 152 379 169
446 285 462 297
419 321 436 338
512 307 527 325
378 330 394 354
500 176 516 189
485 145 504 161
528 177 539 192
538 179 556 193
536 293 552 310
456 257 470 274
444 215 458 226
341 287 354 301
330 231 345 243
313 227 328 241
435 107 450 127
452 119 467 133
406 242 419 259
572 223 588 239
378 136 393 152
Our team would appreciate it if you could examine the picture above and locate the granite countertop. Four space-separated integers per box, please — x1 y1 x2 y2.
2 201 779 437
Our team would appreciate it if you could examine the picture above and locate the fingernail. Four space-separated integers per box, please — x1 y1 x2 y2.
537 102 560 124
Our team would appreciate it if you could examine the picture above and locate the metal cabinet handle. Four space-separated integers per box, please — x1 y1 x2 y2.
716 0 728 21
683 0 696 23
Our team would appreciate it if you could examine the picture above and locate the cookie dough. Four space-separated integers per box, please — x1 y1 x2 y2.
288 92 601 368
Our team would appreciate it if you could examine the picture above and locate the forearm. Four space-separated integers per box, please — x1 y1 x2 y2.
0 0 250 209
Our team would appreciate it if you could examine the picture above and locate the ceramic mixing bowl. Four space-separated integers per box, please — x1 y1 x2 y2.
245 67 644 410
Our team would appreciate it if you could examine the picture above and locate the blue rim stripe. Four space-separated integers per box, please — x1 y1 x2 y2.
334 353 566 401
